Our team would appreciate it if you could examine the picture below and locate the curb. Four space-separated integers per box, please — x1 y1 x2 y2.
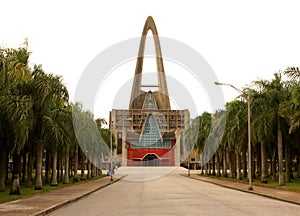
182 174 300 206
31 175 125 216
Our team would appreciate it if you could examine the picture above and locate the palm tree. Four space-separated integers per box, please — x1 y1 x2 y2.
0 47 8 192
223 100 247 179
4 95 33 195
209 110 226 176
184 116 200 172
96 118 108 128
284 67 300 81
73 104 108 179
260 73 288 186
31 65 69 190
0 45 33 194
43 106 66 186
282 67 300 132
0 42 77 194
197 112 212 173
249 83 275 183
282 67 300 180
60 104 76 184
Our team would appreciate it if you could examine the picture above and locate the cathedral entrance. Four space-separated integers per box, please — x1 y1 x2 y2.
142 154 160 166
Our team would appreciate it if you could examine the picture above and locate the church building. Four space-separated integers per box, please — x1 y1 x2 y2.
110 16 189 166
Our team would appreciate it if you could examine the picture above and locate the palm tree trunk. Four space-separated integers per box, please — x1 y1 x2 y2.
228 149 234 178
242 147 247 178
81 155 85 180
256 145 261 177
45 151 50 184
271 147 276 181
227 150 232 178
57 158 61 182
92 163 96 177
35 139 43 190
233 152 237 179
216 151 221 177
201 153 204 175
207 160 211 175
63 144 70 184
60 158 64 182
50 150 58 186
26 151 33 187
278 129 285 186
250 148 255 180
87 159 91 179
60 158 64 181
21 151 27 183
212 155 216 176
91 153 96 177
69 158 73 177
0 148 7 192
5 152 9 184
223 149 227 178
73 145 79 182
285 142 291 183
10 153 21 195
236 150 241 180
261 141 268 183
297 154 300 178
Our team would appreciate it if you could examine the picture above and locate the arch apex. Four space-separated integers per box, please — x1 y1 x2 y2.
142 16 158 36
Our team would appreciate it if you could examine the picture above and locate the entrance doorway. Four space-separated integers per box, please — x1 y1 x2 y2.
142 154 160 166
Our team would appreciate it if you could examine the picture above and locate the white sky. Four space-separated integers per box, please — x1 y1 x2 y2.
1 0 300 121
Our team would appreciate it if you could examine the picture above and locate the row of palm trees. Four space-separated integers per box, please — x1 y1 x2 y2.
187 69 300 185
0 43 111 195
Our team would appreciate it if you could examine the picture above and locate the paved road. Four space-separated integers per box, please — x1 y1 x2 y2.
51 167 300 216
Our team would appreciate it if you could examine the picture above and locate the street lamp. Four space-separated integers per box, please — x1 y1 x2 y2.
110 121 114 181
214 82 253 191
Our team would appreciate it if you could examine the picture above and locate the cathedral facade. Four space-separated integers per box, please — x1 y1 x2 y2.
110 16 189 166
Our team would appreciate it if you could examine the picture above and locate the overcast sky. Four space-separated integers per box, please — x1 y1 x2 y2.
1 0 300 120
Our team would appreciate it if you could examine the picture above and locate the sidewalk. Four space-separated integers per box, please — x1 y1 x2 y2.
185 174 300 205
0 175 123 216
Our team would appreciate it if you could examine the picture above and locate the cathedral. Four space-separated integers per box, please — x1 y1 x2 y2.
109 16 189 166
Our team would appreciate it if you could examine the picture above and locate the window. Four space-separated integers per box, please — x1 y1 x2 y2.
117 139 122 154
131 114 171 149
142 91 158 110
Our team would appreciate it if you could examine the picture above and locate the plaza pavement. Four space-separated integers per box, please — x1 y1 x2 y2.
0 167 299 216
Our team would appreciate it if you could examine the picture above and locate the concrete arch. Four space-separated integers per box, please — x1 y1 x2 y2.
130 16 170 110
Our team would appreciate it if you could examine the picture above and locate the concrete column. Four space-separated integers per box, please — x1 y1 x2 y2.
174 129 181 166
122 127 127 166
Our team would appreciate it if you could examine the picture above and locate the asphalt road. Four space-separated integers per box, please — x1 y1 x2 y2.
51 167 300 216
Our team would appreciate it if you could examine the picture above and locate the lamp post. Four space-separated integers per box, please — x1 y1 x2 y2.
214 82 253 191
110 121 113 181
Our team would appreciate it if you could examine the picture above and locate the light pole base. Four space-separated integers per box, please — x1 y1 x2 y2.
248 186 253 191
110 176 113 181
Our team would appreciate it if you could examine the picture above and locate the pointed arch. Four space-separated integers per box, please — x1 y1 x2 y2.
139 114 162 148
129 16 170 110
142 91 158 110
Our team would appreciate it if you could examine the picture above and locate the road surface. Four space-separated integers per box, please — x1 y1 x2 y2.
51 167 300 216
